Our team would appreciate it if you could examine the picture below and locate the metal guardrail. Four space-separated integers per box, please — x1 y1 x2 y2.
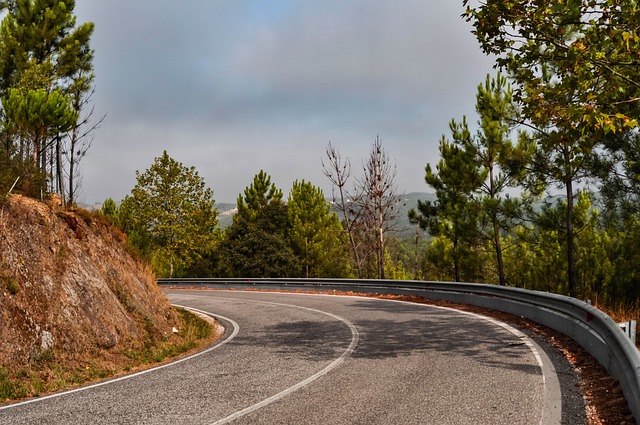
158 277 640 422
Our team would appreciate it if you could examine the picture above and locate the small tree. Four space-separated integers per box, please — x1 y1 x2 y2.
288 180 348 278
464 74 534 285
409 129 483 282
100 197 119 225
322 141 367 277
222 172 298 277
120 151 218 277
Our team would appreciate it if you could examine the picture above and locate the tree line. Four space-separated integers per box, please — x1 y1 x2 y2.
100 140 404 281
410 0 640 307
3 1 640 310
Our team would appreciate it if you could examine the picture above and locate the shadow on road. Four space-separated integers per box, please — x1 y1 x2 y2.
233 298 540 376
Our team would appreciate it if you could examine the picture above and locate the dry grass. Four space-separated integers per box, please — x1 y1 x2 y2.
0 195 223 405
591 301 640 348
0 307 221 403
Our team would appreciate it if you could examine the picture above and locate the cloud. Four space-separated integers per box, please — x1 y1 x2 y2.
73 0 495 204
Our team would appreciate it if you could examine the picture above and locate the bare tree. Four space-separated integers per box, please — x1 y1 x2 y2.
357 136 401 279
323 137 401 279
322 142 368 278
66 88 105 206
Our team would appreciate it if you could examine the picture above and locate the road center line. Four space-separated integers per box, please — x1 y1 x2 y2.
206 296 360 425
213 291 561 425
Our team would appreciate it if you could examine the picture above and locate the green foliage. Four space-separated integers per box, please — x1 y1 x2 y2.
219 171 299 278
100 198 119 225
3 87 78 139
0 0 95 200
2 275 19 294
120 151 218 277
125 308 212 364
0 367 20 400
221 201 299 278
598 131 640 223
288 180 349 278
235 170 282 223
463 0 640 135
409 123 483 281
464 0 640 298
464 73 534 285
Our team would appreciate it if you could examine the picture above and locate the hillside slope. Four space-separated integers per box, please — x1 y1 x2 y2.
0 195 180 373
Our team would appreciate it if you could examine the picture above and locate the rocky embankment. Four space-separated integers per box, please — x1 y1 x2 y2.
0 194 180 375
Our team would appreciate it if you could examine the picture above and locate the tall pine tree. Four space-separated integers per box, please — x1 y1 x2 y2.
0 0 95 201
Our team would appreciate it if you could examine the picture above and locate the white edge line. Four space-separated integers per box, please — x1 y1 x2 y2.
0 305 240 411
335 295 563 425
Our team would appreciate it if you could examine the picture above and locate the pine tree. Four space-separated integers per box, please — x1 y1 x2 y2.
288 180 348 278
0 0 95 201
221 171 299 278
409 130 484 282
235 170 283 223
465 74 534 285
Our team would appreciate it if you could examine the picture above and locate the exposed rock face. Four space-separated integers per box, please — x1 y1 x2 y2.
0 195 179 367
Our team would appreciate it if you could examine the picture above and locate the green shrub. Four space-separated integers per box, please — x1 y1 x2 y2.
2 276 19 295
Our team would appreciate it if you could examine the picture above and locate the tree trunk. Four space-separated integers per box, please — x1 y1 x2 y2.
340 186 362 278
414 224 420 280
56 134 65 205
494 221 505 286
489 161 506 286
566 177 577 298
453 237 461 282
378 224 385 279
305 237 309 278
68 126 77 206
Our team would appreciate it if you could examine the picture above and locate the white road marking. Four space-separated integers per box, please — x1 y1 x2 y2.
205 297 360 425
2 290 562 425
371 297 563 425
205 291 561 425
0 306 239 411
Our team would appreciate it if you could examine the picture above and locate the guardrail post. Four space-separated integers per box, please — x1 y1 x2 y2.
619 320 637 346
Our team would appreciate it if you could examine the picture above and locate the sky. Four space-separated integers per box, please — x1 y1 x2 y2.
72 1 496 205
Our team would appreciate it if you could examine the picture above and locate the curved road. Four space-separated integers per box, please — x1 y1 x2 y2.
1 290 576 424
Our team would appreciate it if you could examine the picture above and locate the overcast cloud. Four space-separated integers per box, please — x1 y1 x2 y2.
72 1 495 204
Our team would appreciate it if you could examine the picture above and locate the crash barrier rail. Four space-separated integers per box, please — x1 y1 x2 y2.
158 277 640 422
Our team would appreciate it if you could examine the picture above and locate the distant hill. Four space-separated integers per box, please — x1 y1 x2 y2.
392 192 437 238
217 202 237 229
215 192 437 238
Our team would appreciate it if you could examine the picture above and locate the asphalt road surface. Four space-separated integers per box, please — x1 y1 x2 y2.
1 290 581 424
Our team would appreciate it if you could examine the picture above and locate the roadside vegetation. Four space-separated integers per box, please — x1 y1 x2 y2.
0 306 216 402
